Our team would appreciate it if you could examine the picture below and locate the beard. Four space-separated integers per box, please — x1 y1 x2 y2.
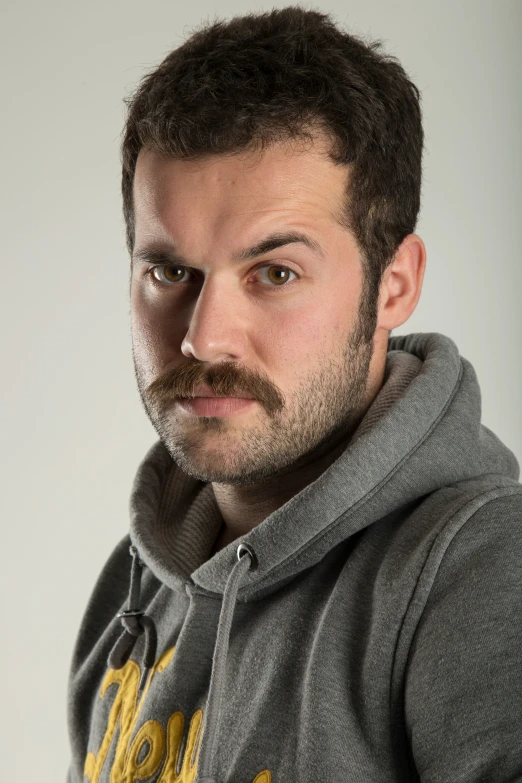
132 282 378 487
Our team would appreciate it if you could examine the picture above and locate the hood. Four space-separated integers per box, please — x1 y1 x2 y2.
128 331 519 601
107 331 520 783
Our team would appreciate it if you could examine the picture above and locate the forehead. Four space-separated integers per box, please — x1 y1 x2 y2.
132 139 349 244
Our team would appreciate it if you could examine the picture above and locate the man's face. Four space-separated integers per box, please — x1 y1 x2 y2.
131 138 380 486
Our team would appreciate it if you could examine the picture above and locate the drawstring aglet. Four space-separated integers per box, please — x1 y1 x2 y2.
116 608 145 629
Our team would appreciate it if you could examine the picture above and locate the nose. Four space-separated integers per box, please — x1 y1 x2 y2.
180 275 248 362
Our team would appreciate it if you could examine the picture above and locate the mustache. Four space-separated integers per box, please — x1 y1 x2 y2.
144 361 285 417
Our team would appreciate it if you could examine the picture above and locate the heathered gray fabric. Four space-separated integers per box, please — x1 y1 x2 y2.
66 332 522 783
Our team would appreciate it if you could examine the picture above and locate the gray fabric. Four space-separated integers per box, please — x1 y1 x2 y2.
66 332 522 783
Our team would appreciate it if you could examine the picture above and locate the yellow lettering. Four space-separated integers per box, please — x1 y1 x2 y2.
252 771 272 783
83 646 271 783
84 659 141 783
120 718 165 781
84 646 175 783
157 709 203 783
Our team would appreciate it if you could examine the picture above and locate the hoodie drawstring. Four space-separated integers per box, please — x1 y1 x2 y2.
106 541 256 782
196 542 256 783
107 545 158 693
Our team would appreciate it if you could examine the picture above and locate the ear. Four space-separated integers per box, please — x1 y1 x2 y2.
376 234 426 331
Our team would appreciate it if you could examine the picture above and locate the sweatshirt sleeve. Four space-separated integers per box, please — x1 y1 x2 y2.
404 491 522 782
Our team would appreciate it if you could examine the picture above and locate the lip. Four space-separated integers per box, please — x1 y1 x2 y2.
191 385 255 400
177 397 256 417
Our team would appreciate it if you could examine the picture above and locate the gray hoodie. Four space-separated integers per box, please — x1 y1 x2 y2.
66 331 522 783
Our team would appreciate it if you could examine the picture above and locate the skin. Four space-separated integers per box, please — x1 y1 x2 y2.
130 136 426 556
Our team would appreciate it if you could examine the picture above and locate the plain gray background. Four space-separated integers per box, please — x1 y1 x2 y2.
2 0 521 778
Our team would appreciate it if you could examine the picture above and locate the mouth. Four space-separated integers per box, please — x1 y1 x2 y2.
176 395 256 418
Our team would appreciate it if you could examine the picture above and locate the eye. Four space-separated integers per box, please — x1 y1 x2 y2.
148 265 191 284
256 265 297 288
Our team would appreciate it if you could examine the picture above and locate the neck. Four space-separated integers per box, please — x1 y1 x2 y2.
211 434 350 552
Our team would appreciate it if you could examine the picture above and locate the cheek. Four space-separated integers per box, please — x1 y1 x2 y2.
259 302 342 372
130 285 178 376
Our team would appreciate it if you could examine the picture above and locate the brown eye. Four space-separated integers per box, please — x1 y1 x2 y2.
151 265 189 284
260 265 297 287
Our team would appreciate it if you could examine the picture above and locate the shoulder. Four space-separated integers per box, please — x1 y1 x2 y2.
416 479 522 600
402 484 522 780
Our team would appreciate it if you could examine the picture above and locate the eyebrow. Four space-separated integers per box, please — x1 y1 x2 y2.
132 230 326 266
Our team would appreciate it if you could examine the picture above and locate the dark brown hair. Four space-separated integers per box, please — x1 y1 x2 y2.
121 6 423 310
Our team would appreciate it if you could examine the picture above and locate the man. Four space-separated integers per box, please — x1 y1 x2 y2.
66 7 522 783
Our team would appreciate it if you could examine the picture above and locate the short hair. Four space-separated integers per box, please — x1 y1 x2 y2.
121 5 423 308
